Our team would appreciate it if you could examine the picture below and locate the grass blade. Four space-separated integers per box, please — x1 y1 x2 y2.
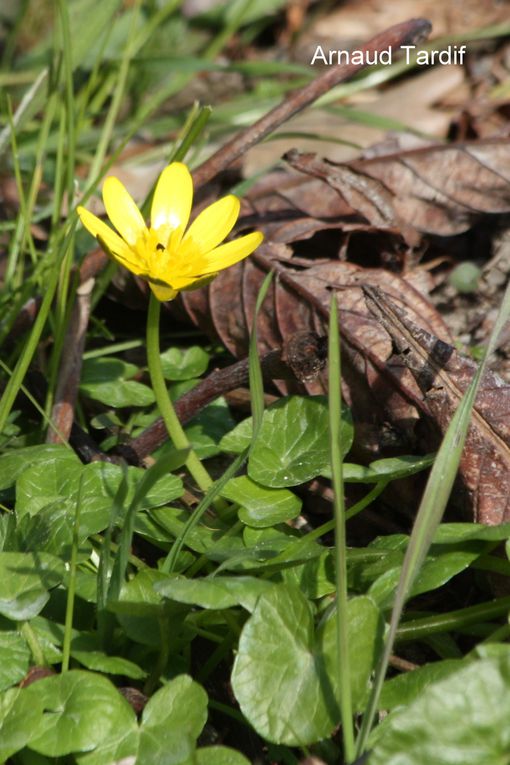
328 294 355 761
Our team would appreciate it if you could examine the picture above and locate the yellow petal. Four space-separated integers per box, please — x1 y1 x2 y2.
158 272 208 291
184 195 240 253
102 176 147 246
147 280 179 302
151 163 193 237
77 206 146 275
181 274 217 292
197 231 263 275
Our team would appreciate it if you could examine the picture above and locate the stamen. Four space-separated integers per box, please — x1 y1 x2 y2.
156 243 165 252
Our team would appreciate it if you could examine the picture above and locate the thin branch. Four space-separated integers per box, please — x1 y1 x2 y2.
192 18 432 188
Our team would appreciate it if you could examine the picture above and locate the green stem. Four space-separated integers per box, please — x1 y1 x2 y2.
146 293 213 493
19 622 46 667
328 296 355 763
396 596 510 643
62 474 84 672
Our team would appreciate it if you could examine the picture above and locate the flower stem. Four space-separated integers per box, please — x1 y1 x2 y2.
146 293 213 493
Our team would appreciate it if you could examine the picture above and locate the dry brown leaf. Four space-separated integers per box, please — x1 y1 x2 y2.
364 285 510 525
177 243 451 460
285 138 510 243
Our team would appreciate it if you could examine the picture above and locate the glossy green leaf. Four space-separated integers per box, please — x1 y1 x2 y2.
77 674 208 765
16 503 77 556
369 544 487 609
183 399 236 459
335 454 435 483
113 569 187 647
80 379 155 407
25 670 134 757
433 522 510 544
370 653 510 765
0 444 78 492
187 746 251 765
138 675 207 761
16 459 182 539
160 346 210 380
70 648 147 680
282 551 336 599
0 687 44 761
0 632 31 691
220 416 253 454
221 475 302 527
81 357 139 384
379 659 465 710
250 396 352 487
0 552 64 620
156 574 276 612
231 585 380 744
80 356 155 407
150 506 246 559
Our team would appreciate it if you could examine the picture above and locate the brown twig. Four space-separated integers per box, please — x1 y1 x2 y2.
191 18 432 189
47 277 95 444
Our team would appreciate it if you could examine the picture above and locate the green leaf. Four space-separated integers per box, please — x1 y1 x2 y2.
0 552 64 620
80 379 155 407
370 653 510 765
80 356 155 407
186 746 251 765
379 659 466 710
16 503 77 557
0 444 77 491
77 674 208 765
150 507 246 559
250 396 353 487
433 522 510 544
220 417 253 454
81 357 139 384
160 346 210 380
0 687 45 761
231 585 380 744
139 675 207 761
0 632 31 691
70 652 146 680
183 399 237 459
221 475 302 527
16 459 182 540
113 569 187 647
282 551 336 599
369 543 487 609
70 635 147 679
24 670 134 757
336 454 435 483
155 574 276 612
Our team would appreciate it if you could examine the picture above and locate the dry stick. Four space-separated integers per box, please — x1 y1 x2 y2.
46 277 95 443
191 18 432 188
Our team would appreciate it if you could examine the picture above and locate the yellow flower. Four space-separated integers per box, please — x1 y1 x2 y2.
77 162 263 301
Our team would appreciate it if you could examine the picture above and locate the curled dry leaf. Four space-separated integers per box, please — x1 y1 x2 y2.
285 138 510 243
364 285 510 525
